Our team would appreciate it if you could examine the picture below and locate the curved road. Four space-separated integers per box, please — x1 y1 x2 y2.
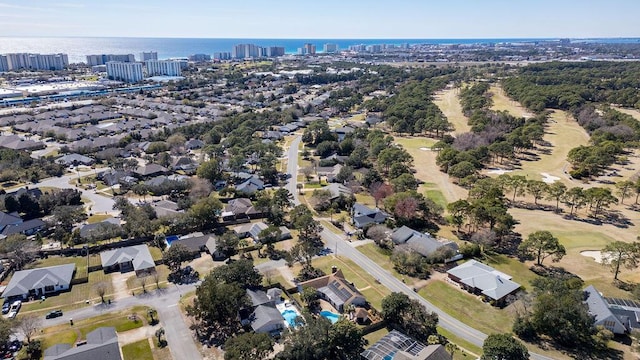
283 135 553 360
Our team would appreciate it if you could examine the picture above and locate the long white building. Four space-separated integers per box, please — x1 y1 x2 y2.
86 54 135 66
145 60 182 77
106 61 143 83
140 51 158 61
232 44 264 59
0 53 68 71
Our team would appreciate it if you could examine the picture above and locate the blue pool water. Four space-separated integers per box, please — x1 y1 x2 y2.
281 309 299 327
165 235 179 246
319 310 341 324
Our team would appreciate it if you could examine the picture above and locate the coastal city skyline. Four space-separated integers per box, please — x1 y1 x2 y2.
2 0 640 38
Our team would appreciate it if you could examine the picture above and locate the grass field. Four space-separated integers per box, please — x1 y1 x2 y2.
122 339 154 360
613 106 640 122
433 87 472 134
394 136 468 203
486 110 590 184
489 85 533 118
87 214 112 224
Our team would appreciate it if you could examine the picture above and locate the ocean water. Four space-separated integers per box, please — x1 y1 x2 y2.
1 37 638 64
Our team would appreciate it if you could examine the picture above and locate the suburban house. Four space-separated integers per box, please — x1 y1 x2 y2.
0 211 23 233
584 285 631 334
3 264 75 300
1 218 46 237
316 164 343 183
324 183 353 200
100 245 155 277
240 289 285 335
133 164 169 178
44 327 122 360
334 126 354 141
150 200 182 218
79 218 121 239
351 203 388 229
55 153 95 166
361 330 451 360
391 226 462 262
298 268 366 312
221 198 264 221
185 138 204 150
235 176 265 196
170 233 226 260
447 260 521 306
232 222 291 243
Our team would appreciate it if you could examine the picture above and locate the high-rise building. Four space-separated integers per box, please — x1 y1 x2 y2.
3 53 68 71
145 60 182 77
303 43 316 55
140 51 158 62
0 56 8 72
106 61 143 83
86 54 135 66
213 52 232 60
366 44 382 53
232 44 264 59
189 54 211 62
266 47 285 57
323 43 339 53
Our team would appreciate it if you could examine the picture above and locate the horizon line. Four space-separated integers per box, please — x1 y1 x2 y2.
2 35 640 40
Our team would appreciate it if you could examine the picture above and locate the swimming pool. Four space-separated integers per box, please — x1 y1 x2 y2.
281 309 300 327
165 235 179 246
319 310 341 324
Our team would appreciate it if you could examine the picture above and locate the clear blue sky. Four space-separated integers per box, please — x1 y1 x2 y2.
1 0 639 38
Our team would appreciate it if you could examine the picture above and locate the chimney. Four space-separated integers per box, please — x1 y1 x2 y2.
331 266 337 274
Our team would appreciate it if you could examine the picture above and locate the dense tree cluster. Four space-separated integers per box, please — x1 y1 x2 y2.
381 292 439 341
0 149 64 183
502 61 640 112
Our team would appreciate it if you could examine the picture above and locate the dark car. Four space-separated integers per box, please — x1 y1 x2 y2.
7 340 21 352
1 303 9 315
45 310 63 319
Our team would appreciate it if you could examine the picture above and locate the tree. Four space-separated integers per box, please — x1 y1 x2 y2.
601 241 640 280
0 234 38 270
210 258 262 289
16 314 41 345
94 281 109 303
196 158 223 183
381 292 438 341
562 187 586 216
481 333 529 360
370 182 393 208
546 182 567 212
448 161 476 181
187 195 223 231
224 332 274 360
518 230 566 266
328 318 366 360
217 231 240 257
155 327 166 347
300 286 320 310
583 187 617 217
505 175 527 202
526 180 549 205
186 275 249 344
391 173 418 193
163 243 191 272
616 180 634 204
0 317 12 349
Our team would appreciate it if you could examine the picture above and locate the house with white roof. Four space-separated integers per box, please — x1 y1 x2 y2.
446 260 520 306
584 285 629 334
3 264 75 300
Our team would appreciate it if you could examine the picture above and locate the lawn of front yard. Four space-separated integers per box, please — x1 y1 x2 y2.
122 339 154 360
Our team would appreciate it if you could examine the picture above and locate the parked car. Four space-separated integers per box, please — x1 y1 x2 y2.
1 303 9 315
45 310 63 319
6 301 21 319
7 340 20 352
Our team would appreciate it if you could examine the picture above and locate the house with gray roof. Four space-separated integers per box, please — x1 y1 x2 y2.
324 183 352 200
100 245 155 277
236 176 265 195
447 260 520 306
222 198 263 221
241 289 285 335
1 218 46 236
584 285 628 334
44 327 122 360
0 211 23 233
134 164 169 178
297 269 365 313
351 203 388 229
79 218 121 239
56 153 95 166
3 263 75 300
232 222 291 243
391 226 461 262
170 233 225 259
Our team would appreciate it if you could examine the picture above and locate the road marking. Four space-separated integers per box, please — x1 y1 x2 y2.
167 304 178 308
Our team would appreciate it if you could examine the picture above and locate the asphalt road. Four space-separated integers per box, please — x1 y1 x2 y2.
41 282 203 360
279 135 553 360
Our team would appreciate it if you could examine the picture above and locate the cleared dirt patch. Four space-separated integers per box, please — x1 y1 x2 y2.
433 86 471 134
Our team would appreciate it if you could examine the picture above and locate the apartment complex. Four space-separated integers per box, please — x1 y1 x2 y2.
106 61 143 83
145 60 182 77
323 43 339 53
86 54 135 66
139 51 158 61
0 53 69 71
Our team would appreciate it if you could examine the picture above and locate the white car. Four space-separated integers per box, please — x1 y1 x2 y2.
7 300 21 318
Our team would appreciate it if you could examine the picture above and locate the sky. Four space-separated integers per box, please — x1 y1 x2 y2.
1 0 639 39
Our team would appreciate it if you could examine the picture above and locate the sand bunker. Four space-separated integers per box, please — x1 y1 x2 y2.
540 172 560 183
487 168 513 175
580 250 604 263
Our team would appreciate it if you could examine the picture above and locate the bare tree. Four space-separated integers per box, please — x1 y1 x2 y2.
300 167 313 182
152 272 161 289
189 178 213 201
17 314 41 344
94 281 108 303
264 269 275 285
139 276 148 293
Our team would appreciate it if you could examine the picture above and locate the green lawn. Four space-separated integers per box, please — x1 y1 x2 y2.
363 327 389 346
86 214 112 224
122 339 154 360
125 265 170 292
424 189 447 210
419 281 516 336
